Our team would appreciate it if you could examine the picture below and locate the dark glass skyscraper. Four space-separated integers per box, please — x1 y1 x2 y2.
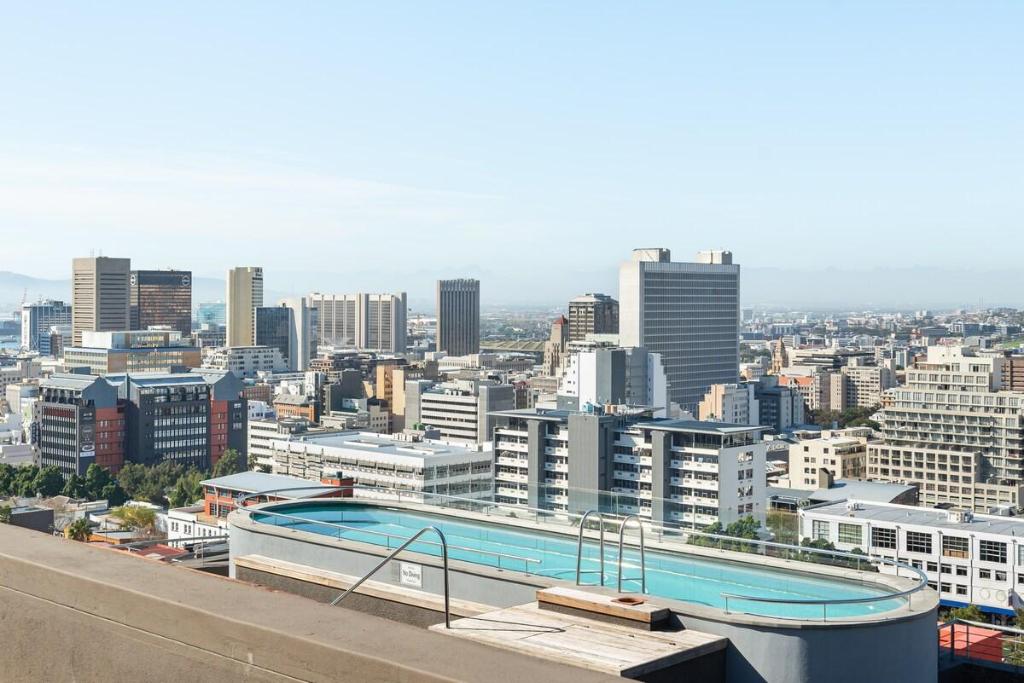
130 270 192 336
254 305 294 368
436 279 480 356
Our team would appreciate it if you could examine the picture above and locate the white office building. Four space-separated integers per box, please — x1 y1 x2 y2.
203 346 287 379
801 500 1024 619
269 430 494 500
556 343 670 418
405 379 515 444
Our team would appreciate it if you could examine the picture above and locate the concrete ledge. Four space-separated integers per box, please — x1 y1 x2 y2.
0 524 619 683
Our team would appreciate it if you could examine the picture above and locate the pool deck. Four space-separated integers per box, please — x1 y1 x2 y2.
431 601 727 679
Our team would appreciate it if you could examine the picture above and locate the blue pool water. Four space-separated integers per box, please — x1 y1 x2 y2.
252 502 906 620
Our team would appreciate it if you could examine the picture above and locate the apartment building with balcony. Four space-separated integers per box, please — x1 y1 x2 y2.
867 346 1024 511
490 406 766 529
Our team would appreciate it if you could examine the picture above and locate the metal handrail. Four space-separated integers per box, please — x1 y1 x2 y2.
720 557 929 619
331 525 452 628
119 534 230 549
575 510 607 586
252 508 540 567
616 514 646 593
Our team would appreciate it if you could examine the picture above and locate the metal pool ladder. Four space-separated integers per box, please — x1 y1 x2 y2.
331 525 452 628
616 515 647 594
575 510 608 586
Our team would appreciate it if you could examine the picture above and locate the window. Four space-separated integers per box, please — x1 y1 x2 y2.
979 568 992 580
942 536 969 559
995 571 1007 582
838 523 862 545
956 585 967 596
872 527 896 549
956 566 968 577
812 520 829 541
940 583 951 593
906 531 932 554
979 540 1007 564
940 564 951 575
927 562 938 573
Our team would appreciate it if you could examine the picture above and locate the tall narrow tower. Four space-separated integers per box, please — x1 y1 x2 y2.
226 267 264 347
72 256 131 347
436 279 480 356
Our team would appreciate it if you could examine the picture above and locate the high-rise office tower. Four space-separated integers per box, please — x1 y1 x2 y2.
21 300 72 354
72 256 131 347
308 292 405 353
284 297 317 371
436 279 479 356
619 248 740 414
130 269 192 336
567 293 619 342
226 267 263 347
254 305 293 368
253 299 317 372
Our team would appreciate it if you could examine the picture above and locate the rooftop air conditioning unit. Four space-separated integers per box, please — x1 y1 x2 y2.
947 509 973 523
846 500 863 512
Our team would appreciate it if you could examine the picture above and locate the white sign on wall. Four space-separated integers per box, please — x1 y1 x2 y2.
399 562 422 588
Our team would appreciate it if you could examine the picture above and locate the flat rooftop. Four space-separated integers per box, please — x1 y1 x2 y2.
809 499 1024 537
285 431 490 459
201 471 337 496
769 480 917 505
634 419 766 435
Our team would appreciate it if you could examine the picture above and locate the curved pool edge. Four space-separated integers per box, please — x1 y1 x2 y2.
229 497 938 630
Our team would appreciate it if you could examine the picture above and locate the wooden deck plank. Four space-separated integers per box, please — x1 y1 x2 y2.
430 603 727 678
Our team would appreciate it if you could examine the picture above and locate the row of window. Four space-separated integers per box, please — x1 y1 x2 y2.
815 519 1017 564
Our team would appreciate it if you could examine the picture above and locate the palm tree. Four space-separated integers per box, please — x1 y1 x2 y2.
65 518 92 542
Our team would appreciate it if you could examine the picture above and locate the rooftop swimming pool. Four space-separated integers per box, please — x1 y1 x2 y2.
251 500 916 620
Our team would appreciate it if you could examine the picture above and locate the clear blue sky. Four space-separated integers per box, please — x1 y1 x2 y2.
1 2 1021 303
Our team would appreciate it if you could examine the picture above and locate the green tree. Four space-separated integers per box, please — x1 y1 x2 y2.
687 516 761 553
100 481 128 507
33 466 65 497
0 463 15 496
168 468 205 508
944 604 985 623
61 473 89 499
113 462 149 499
0 505 11 524
12 465 40 497
82 464 128 506
212 448 243 478
110 505 157 536
65 518 92 541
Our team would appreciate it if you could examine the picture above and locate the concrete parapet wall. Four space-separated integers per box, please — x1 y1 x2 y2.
0 524 617 683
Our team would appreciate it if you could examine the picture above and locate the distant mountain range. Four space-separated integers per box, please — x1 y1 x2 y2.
0 265 1021 315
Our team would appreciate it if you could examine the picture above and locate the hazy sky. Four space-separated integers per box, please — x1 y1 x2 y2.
1 2 1022 301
